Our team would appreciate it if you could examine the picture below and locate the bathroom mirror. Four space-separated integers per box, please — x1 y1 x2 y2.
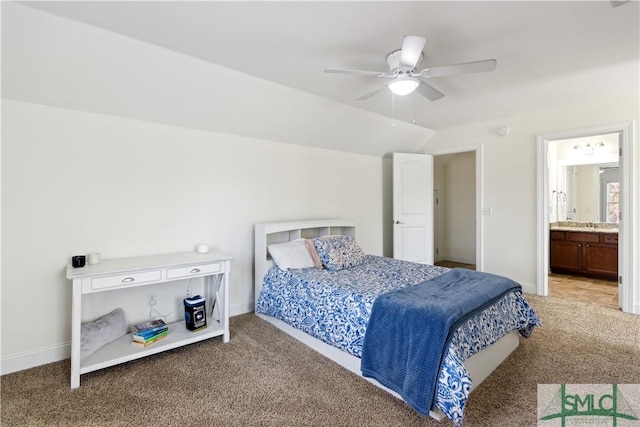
549 133 620 224
559 163 619 223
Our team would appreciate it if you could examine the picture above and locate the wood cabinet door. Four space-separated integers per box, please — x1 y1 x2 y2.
550 241 582 272
583 244 618 279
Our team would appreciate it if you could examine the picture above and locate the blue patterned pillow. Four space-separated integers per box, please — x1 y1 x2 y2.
313 235 366 271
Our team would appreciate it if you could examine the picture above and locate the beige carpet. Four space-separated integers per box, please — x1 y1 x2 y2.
2 295 639 426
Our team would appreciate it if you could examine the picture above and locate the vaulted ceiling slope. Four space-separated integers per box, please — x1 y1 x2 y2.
20 1 640 132
3 2 433 157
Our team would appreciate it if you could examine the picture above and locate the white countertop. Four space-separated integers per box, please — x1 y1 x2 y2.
550 226 618 234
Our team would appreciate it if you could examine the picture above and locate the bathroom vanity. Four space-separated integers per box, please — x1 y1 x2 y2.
550 223 618 280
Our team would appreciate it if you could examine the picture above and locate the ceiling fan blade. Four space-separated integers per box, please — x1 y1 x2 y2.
356 84 389 101
416 81 445 101
420 59 497 78
399 36 426 69
324 68 388 77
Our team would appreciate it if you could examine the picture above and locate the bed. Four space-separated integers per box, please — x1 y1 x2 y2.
254 219 540 426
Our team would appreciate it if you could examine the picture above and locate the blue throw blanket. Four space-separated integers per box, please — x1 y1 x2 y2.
360 268 521 417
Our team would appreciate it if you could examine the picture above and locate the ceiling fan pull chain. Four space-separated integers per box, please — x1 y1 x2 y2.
413 92 417 124
391 94 396 127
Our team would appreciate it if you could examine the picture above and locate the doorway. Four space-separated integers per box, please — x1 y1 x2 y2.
547 133 620 308
537 122 635 314
391 148 481 269
433 151 477 270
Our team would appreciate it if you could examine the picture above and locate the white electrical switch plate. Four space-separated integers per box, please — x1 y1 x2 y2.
482 206 493 216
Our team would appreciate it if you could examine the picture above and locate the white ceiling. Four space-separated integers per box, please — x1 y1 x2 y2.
22 1 640 130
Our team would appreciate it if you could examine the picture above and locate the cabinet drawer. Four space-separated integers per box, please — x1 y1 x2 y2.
91 270 162 290
550 231 566 241
603 234 618 244
566 232 600 243
167 263 221 279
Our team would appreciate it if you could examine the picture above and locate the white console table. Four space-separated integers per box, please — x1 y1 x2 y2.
66 251 232 388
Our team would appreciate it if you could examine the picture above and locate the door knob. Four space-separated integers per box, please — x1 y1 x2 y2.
394 220 405 225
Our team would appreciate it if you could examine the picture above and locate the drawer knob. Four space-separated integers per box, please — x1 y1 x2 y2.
121 277 135 283
190 268 201 274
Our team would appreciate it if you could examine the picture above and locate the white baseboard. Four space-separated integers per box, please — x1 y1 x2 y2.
1 343 70 375
1 301 255 376
520 281 537 296
231 301 254 317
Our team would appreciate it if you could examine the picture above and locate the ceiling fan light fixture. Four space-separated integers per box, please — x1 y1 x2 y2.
388 77 419 96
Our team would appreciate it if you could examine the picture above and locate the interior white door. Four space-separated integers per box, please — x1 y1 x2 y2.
393 152 434 264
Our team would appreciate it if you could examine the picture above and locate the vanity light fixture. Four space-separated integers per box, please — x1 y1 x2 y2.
573 141 605 156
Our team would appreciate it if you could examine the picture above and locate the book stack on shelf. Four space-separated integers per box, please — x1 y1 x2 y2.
131 319 168 347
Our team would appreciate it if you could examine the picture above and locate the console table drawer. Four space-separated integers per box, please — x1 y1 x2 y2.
167 262 221 279
91 270 162 290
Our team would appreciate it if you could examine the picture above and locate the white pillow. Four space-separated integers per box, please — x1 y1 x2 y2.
268 239 316 271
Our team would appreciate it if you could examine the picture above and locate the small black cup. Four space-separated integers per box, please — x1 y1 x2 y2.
72 255 86 268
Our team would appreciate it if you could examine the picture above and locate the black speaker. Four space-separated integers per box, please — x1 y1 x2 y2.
184 295 206 331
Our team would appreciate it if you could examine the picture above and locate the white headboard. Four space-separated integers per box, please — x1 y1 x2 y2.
254 219 356 310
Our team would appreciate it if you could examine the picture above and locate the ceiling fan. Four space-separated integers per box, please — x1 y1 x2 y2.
325 35 497 101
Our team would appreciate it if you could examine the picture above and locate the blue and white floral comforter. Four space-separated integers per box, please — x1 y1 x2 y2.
255 255 540 425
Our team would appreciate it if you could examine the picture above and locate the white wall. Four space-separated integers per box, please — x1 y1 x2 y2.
1 99 386 370
420 93 639 303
